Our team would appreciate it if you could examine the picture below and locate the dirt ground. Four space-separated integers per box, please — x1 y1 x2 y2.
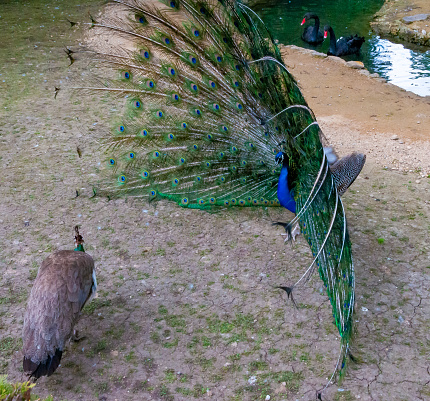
0 2 430 401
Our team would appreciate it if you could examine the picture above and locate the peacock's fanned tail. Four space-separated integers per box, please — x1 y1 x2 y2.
71 0 355 382
73 0 313 208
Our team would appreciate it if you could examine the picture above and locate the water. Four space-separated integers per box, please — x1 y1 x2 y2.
254 0 430 97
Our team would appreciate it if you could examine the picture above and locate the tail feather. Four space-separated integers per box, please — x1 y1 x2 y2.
23 349 63 380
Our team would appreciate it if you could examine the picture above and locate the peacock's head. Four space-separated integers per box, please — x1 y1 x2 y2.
275 152 288 166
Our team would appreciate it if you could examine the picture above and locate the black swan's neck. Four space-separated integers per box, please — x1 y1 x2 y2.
312 15 320 32
326 26 337 52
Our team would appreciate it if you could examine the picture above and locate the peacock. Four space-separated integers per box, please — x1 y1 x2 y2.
22 226 97 379
67 0 365 387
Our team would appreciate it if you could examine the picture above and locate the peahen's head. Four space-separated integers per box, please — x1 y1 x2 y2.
275 152 289 166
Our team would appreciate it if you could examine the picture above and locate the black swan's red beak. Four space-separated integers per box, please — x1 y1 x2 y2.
324 30 328 39
301 17 306 25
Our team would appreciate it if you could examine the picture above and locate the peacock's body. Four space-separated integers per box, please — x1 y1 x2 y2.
71 0 364 384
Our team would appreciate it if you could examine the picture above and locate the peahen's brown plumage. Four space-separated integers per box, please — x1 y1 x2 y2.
22 227 97 380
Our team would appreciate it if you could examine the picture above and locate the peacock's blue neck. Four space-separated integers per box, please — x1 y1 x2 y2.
277 166 296 214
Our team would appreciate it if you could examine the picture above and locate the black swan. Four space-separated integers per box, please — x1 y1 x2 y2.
301 12 324 45
323 25 365 57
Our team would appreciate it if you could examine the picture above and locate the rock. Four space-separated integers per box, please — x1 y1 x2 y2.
248 376 257 385
274 382 287 394
328 55 346 64
346 61 364 69
391 134 399 140
310 50 327 58
402 14 429 24
369 73 380 78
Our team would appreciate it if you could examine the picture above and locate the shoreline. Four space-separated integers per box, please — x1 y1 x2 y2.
371 0 430 46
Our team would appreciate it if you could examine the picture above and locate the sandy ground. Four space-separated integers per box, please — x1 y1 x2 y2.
0 3 430 401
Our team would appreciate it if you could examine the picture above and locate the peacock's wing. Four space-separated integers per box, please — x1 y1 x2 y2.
73 0 316 209
71 0 355 380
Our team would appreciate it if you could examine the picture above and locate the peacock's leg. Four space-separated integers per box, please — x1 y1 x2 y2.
281 223 301 242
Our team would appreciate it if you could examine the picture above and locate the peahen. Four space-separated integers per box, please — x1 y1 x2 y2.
69 0 365 385
22 226 97 379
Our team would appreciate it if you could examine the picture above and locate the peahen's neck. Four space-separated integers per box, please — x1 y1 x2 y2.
277 165 296 214
74 243 85 252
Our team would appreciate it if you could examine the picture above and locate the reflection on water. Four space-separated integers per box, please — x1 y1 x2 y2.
255 0 430 97
368 38 430 97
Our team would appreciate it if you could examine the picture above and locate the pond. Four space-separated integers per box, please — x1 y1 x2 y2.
254 0 430 97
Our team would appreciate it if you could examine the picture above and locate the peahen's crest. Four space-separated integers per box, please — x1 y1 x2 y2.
69 0 358 387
